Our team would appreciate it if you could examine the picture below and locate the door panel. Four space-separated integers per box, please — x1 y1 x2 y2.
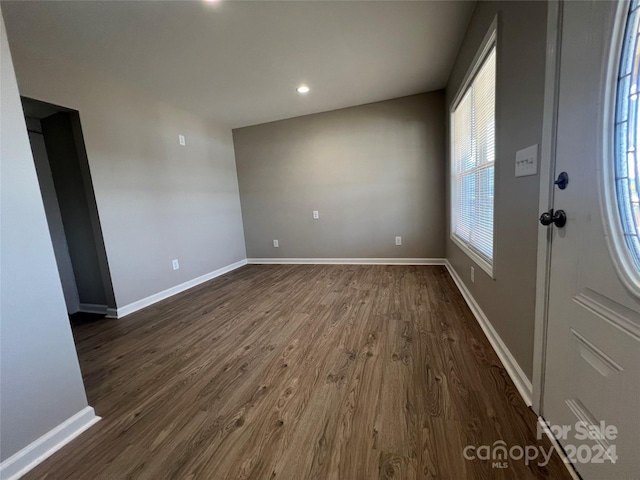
543 1 640 479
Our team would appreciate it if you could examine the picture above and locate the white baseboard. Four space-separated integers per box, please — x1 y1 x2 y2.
0 406 100 480
78 303 108 315
78 303 118 318
247 258 446 265
116 259 248 318
537 417 581 480
444 260 533 406
78 304 118 319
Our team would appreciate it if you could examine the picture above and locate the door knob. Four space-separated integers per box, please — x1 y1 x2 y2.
539 209 567 228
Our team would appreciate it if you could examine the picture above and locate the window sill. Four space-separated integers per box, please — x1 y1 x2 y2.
450 234 495 279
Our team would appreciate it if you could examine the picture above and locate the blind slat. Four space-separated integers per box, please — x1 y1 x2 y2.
452 47 496 266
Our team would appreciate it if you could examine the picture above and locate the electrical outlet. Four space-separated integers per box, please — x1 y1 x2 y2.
471 266 475 283
172 259 180 270
395 236 402 246
313 210 319 220
273 239 279 248
178 134 186 146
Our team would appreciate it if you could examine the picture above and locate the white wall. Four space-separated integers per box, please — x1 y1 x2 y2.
5 43 247 310
0 10 90 462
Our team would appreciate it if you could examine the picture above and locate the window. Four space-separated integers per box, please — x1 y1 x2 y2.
614 0 640 271
451 38 496 276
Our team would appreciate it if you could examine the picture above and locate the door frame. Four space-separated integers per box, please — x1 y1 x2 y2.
532 0 563 416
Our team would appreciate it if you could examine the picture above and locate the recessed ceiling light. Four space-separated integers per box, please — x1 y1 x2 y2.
296 86 310 94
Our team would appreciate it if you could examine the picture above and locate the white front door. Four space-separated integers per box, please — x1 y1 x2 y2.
542 1 640 479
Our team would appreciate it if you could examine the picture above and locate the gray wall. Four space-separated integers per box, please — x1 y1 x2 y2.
7 43 247 309
446 1 548 379
234 92 446 259
0 11 89 461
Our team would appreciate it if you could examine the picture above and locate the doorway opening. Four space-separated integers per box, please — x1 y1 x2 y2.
21 97 116 320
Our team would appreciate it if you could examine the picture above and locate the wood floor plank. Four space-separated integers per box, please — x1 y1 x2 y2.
24 265 572 479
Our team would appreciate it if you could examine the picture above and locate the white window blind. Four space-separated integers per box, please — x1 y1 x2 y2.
451 46 496 271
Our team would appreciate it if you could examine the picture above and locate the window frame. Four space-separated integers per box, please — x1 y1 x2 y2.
450 17 498 278
602 0 640 298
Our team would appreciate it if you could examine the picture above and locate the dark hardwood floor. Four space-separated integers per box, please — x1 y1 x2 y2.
25 265 571 479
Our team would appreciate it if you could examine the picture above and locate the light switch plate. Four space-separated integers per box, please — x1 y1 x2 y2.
178 134 186 146
515 144 538 177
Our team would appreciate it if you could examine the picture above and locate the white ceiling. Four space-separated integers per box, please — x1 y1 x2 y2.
2 0 475 128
